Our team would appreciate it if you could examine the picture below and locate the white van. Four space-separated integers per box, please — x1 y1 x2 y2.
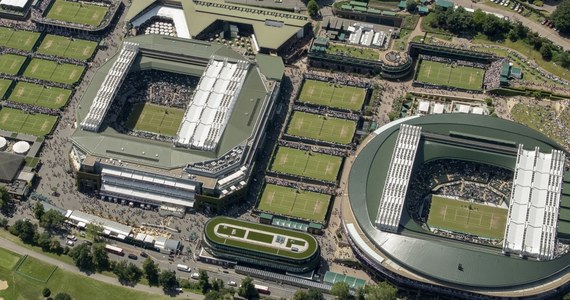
176 264 191 272
228 281 237 287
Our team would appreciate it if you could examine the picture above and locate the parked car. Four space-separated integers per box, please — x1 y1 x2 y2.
67 235 77 241
140 252 148 258
128 254 138 260
66 240 75 246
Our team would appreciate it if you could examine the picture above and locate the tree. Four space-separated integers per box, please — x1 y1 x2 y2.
331 282 350 300
9 219 37 244
142 257 160 286
552 0 570 34
294 290 309 300
42 287 51 297
159 270 178 291
33 202 45 220
0 217 7 229
69 243 93 271
406 0 417 12
91 243 110 272
198 270 211 294
238 276 258 300
365 281 398 300
54 293 72 300
36 232 52 251
113 260 141 285
307 0 319 17
355 286 366 300
540 43 553 61
85 223 104 242
40 210 65 232
307 289 324 300
49 239 63 255
0 186 11 212
205 291 221 300
126 262 143 284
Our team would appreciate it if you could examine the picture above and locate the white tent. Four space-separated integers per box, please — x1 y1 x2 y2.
12 141 30 154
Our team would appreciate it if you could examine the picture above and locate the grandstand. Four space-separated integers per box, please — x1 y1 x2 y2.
72 35 284 213
81 42 139 132
375 124 421 232
175 58 250 150
503 145 565 260
346 114 570 299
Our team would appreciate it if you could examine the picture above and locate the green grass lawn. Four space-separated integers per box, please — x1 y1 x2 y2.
287 112 356 144
15 256 57 282
0 247 21 270
0 54 26 75
0 27 40 51
125 102 184 136
0 79 12 99
427 195 508 239
216 225 247 238
258 184 331 222
47 0 108 26
9 82 71 109
299 79 366 111
326 42 380 60
37 35 98 61
0 107 58 136
271 147 342 182
23 59 84 85
416 60 485 90
246 231 274 244
0 247 174 300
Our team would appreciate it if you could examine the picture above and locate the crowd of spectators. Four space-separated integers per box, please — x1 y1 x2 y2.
2 100 60 116
406 159 513 245
304 72 371 89
293 104 360 121
264 177 340 196
186 146 245 175
135 16 177 37
278 140 352 157
420 55 488 69
483 58 506 90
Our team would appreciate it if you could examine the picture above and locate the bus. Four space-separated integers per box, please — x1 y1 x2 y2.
254 284 270 295
105 244 125 256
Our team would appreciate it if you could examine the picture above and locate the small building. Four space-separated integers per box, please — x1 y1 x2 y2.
418 5 429 15
435 0 454 8
398 0 407 10
510 67 522 79
259 212 273 224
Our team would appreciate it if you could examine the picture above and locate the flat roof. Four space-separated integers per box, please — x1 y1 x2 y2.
348 114 570 289
204 216 318 260
72 35 273 170
126 0 309 50
0 152 24 182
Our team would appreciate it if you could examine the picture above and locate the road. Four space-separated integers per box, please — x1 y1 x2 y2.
453 0 570 50
0 237 204 300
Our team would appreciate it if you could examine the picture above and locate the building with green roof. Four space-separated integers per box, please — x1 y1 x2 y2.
346 114 570 298
72 35 283 213
201 217 320 272
125 0 310 53
435 0 454 8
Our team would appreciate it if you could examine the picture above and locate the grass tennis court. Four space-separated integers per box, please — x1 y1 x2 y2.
46 0 108 26
416 60 485 91
125 102 184 136
0 107 58 136
287 112 356 144
258 184 331 222
15 256 57 282
9 82 71 109
0 54 26 75
37 35 98 61
271 147 342 182
0 27 40 51
427 195 507 239
0 79 12 99
299 80 366 111
23 59 84 85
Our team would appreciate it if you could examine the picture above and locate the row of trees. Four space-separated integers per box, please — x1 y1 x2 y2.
331 281 398 300
0 186 11 213
552 0 570 35
428 7 570 68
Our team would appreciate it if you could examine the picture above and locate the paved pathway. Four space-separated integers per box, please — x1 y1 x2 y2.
0 238 204 300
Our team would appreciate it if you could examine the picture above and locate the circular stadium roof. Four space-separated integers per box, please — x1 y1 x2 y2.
12 141 30 154
347 114 570 290
0 137 6 150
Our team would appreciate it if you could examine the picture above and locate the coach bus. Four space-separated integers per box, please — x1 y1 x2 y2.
254 284 270 294
105 244 125 256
